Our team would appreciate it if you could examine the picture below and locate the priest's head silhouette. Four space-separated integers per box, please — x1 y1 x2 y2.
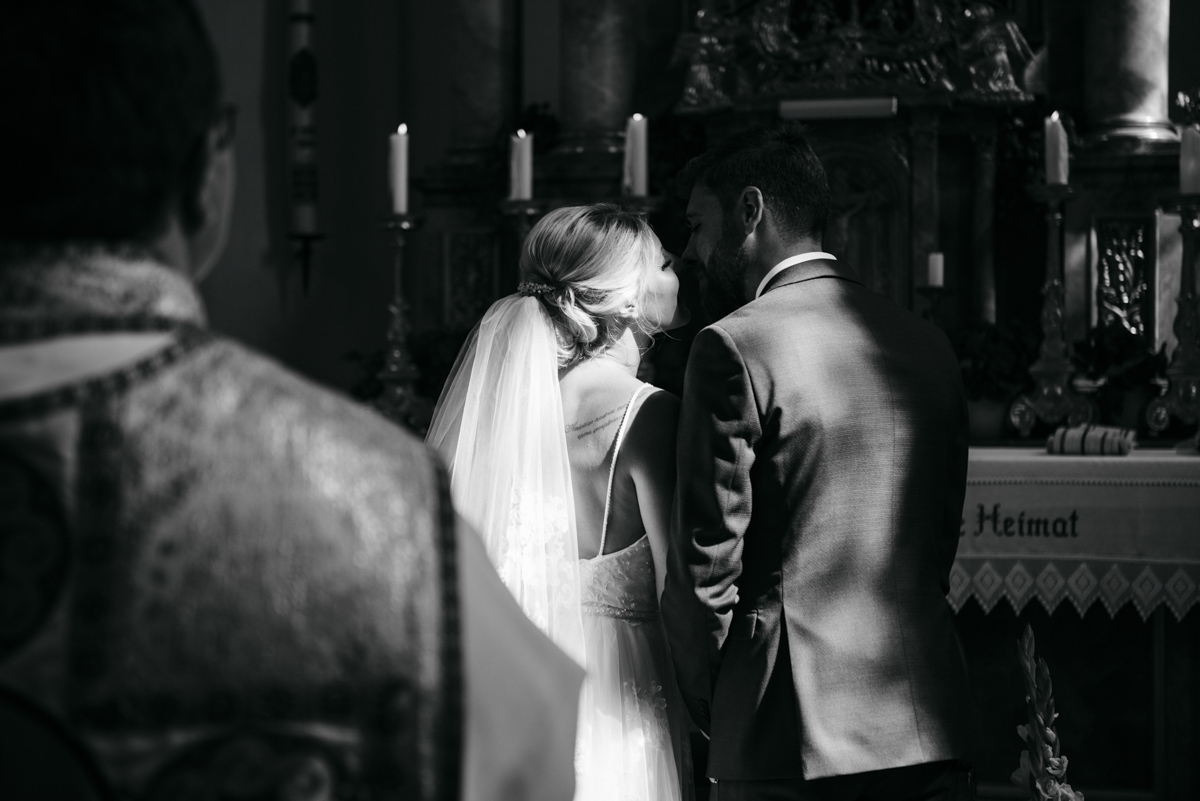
0 0 235 283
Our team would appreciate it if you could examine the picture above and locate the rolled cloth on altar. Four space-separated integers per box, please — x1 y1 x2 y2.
1047 424 1136 455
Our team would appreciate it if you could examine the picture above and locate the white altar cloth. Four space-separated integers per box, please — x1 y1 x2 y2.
950 448 1200 619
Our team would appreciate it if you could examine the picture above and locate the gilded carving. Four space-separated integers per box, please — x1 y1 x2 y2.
674 0 1035 110
672 10 738 113
1094 218 1151 337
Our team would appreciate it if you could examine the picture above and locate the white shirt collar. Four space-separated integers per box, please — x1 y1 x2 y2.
754 252 837 299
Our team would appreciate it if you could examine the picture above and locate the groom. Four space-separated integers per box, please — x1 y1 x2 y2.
662 122 976 800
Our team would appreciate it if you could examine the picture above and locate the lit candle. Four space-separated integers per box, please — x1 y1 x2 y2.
1181 125 1200 194
927 251 944 288
623 113 648 197
1044 112 1069 185
509 129 533 200
389 124 409 215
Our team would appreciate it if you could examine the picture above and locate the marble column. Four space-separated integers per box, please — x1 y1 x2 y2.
1083 0 1176 146
559 0 639 152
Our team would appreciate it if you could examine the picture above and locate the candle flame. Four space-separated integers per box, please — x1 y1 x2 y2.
397 123 408 135
1049 111 1059 123
516 129 527 138
632 113 644 121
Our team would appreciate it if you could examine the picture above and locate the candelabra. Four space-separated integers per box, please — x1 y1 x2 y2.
375 214 431 434
288 233 325 293
1009 184 1096 436
1146 196 1200 438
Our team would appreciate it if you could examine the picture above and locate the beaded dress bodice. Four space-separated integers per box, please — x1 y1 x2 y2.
580 535 657 621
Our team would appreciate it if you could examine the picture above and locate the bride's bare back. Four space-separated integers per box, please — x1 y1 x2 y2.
559 356 679 597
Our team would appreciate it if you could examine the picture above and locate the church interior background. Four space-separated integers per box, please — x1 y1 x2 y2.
193 1 1199 798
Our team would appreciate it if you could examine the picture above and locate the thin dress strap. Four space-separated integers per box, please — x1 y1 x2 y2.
598 383 651 555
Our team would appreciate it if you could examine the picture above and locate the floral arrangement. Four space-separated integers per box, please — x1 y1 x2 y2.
1011 625 1084 801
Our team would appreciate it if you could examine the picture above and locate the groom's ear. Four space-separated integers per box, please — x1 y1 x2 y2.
736 186 766 234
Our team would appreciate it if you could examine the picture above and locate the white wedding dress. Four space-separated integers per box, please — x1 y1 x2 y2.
575 385 692 801
425 296 691 801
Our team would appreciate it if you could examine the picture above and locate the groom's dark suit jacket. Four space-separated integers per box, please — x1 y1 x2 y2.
663 258 975 781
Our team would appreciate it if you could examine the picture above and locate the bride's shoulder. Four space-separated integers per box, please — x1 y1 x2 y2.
625 387 679 452
634 385 679 417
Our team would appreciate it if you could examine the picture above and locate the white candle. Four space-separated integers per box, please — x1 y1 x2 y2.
623 113 648 197
927 251 944 288
1181 125 1200 194
509 129 533 200
1044 112 1069 185
389 124 409 215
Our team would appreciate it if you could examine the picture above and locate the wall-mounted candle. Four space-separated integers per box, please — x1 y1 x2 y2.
623 113 648 197
389 124 409 214
509 129 533 200
927 251 944 288
1044 112 1069 185
1181 125 1200 194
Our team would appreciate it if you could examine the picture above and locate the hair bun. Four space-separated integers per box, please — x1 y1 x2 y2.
517 203 656 368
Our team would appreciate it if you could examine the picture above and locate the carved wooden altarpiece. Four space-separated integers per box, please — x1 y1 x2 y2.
675 0 1035 321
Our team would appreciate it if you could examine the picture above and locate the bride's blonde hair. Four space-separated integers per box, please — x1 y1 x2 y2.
519 203 659 369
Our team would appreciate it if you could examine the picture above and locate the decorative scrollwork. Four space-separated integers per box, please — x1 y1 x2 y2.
671 9 738 113
672 0 1035 110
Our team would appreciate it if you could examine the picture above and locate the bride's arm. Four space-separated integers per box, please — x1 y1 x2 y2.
627 389 681 600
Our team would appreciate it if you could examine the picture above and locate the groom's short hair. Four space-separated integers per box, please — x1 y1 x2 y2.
0 0 222 247
678 121 831 242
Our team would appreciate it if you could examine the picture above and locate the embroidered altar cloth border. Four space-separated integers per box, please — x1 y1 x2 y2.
950 448 1200 620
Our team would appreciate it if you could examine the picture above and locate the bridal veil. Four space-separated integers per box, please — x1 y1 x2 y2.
426 294 587 668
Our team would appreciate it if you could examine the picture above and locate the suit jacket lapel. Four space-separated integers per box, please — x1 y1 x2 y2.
759 259 861 297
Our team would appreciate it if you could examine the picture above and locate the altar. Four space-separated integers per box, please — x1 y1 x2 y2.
954 448 1200 620
954 447 1200 800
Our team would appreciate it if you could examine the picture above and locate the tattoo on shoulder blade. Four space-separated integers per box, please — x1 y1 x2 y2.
565 404 624 440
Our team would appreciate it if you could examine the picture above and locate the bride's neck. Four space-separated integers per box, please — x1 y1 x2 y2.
602 327 645 376
565 326 644 379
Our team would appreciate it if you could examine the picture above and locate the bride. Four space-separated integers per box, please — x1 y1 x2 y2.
426 203 693 801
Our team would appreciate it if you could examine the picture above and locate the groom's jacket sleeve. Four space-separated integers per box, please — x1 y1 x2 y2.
665 324 761 731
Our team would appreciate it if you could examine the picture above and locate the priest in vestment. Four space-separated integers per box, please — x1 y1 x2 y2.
0 2 582 799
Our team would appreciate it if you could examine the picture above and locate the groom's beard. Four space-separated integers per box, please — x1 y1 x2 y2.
699 225 750 324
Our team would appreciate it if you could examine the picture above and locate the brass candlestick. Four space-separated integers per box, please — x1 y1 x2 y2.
1009 184 1096 436
1146 195 1200 437
375 214 431 434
